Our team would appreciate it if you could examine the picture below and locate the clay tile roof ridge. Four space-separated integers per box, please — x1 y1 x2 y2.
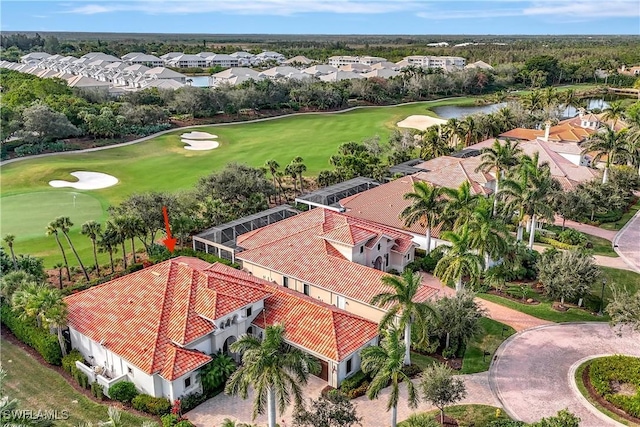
150 262 177 373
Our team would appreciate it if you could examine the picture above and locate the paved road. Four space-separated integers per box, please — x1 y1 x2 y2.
614 209 640 273
490 323 640 427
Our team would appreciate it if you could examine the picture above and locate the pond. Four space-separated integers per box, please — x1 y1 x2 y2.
432 98 616 120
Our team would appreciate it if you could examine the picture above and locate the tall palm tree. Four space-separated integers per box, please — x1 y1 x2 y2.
3 234 18 270
440 181 480 231
46 220 71 281
361 327 419 427
81 220 102 276
53 262 64 289
401 181 443 254
468 198 510 269
265 159 281 203
444 118 465 148
225 324 320 427
626 123 640 177
43 298 68 357
581 125 631 184
284 163 298 196
419 127 450 160
11 282 59 329
371 270 437 366
292 157 307 194
602 101 625 128
56 217 89 281
122 215 143 264
98 224 118 274
475 139 522 215
521 90 543 113
461 115 479 146
434 225 484 293
110 217 129 269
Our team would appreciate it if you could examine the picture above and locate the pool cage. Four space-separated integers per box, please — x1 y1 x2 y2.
294 177 380 211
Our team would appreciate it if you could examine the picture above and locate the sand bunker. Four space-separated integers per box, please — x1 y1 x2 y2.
397 115 447 131
181 139 220 151
49 171 118 190
181 131 218 140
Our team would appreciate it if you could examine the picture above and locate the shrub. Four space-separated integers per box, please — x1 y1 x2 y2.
62 349 84 374
109 381 139 403
537 235 577 250
162 414 180 427
179 392 208 412
132 394 172 416
0 304 62 365
401 363 422 378
345 380 369 399
91 382 104 400
442 347 456 359
558 229 587 246
339 370 369 393
71 366 89 389
589 355 640 417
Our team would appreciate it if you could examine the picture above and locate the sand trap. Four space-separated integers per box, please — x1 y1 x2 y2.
181 131 218 140
181 139 220 151
49 171 118 190
397 115 447 131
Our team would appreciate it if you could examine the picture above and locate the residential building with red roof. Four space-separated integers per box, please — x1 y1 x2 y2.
64 257 380 399
235 208 438 322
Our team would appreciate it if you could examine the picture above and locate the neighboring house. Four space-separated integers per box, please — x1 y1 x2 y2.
402 55 466 69
166 54 207 68
618 65 640 76
125 54 164 67
20 52 52 64
302 64 339 76
65 257 378 398
362 68 400 79
283 55 314 65
230 52 256 66
465 60 494 70
204 54 240 68
235 208 437 322
412 155 495 196
338 63 372 74
210 67 261 86
255 51 285 64
339 176 447 251
144 67 187 84
65 75 112 89
328 56 387 67
319 70 365 82
81 52 122 62
259 66 302 79
160 52 184 63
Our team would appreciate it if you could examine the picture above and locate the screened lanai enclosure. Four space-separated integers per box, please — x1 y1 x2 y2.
193 204 299 261
294 177 380 211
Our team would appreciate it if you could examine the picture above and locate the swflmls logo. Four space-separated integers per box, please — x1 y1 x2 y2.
1 409 70 420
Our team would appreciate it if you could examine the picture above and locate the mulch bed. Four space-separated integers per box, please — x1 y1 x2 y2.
487 290 540 305
0 325 154 421
582 363 640 425
418 351 463 371
433 414 459 426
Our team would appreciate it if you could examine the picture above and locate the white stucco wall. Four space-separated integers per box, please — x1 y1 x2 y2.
336 336 378 386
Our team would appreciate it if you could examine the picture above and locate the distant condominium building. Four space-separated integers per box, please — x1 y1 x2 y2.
328 55 387 67
402 55 466 70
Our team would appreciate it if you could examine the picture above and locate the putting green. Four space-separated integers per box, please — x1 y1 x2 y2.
1 191 105 241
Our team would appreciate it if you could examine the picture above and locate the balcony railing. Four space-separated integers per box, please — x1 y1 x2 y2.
74 361 128 397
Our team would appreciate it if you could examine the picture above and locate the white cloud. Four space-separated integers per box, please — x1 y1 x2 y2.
64 0 423 16
417 0 639 20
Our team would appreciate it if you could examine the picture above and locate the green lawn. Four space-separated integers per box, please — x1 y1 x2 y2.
588 234 618 257
0 98 477 267
600 198 640 231
399 405 509 427
0 338 153 427
460 318 515 374
410 351 439 371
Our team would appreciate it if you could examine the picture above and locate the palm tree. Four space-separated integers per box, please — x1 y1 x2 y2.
122 215 143 264
56 217 89 281
361 327 419 427
521 90 543 113
225 324 320 427
284 163 298 196
468 198 510 269
46 220 71 281
440 181 480 231
401 181 443 254
292 157 307 194
3 234 18 270
626 124 640 177
419 127 450 160
475 139 522 215
265 159 281 203
98 224 118 274
461 115 479 146
110 217 129 269
444 118 465 148
43 298 68 357
371 270 437 366
581 125 631 184
81 220 102 276
602 101 625 128
11 282 60 329
434 225 484 293
53 262 64 289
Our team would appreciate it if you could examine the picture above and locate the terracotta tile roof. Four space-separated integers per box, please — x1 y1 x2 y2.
412 156 494 195
236 209 435 308
467 138 598 190
64 257 270 381
340 176 445 238
499 128 540 140
205 264 379 362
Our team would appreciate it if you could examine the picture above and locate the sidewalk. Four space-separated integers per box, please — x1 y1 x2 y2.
552 216 617 240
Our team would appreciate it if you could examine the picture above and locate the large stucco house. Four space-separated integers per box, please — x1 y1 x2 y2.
64 257 378 400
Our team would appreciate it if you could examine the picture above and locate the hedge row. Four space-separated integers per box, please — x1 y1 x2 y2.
589 355 640 418
132 394 172 416
0 304 62 365
536 235 578 251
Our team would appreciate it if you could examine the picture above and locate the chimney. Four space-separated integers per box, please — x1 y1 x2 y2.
543 120 551 142
578 108 585 120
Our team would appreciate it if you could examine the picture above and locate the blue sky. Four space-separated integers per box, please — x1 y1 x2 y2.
2 0 639 35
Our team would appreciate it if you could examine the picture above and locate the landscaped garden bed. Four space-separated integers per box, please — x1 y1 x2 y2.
576 356 640 425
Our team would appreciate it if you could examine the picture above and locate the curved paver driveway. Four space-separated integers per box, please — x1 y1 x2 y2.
490 323 640 427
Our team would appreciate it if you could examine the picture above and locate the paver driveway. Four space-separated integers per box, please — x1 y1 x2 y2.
490 323 640 427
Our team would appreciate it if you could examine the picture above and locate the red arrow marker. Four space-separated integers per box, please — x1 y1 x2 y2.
162 206 177 253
